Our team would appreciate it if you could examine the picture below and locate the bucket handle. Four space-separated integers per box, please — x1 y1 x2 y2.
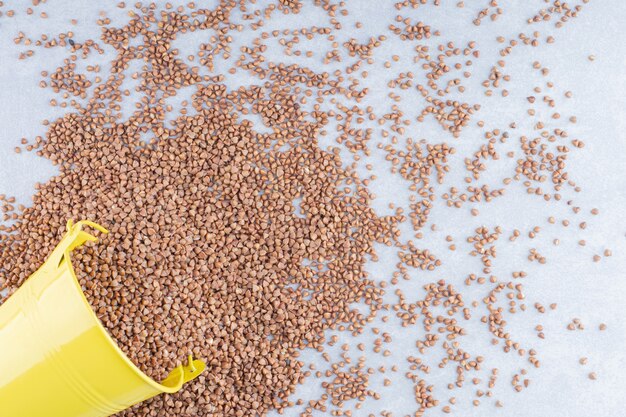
44 220 109 272
161 355 207 389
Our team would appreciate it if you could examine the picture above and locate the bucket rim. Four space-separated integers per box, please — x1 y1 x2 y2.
61 222 183 394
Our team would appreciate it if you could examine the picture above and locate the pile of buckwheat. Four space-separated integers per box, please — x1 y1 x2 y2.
0 0 613 416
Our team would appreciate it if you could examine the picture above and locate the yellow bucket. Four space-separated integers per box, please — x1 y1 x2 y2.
0 220 206 417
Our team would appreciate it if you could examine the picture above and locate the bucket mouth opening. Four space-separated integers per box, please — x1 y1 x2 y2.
62 229 183 394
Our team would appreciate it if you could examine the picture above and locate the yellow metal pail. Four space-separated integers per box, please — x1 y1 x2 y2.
0 220 206 417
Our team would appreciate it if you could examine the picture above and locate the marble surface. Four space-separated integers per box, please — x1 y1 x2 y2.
0 1 625 416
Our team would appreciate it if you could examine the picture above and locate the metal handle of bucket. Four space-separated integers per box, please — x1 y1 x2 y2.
44 219 108 273
161 355 208 389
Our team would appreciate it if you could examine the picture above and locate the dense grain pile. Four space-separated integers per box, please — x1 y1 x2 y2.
0 0 613 416
0 84 396 416
0 5 400 416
